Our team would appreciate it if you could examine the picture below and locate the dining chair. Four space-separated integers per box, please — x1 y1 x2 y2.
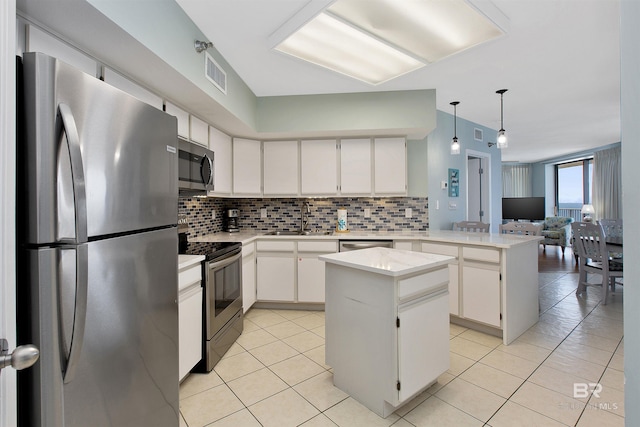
453 221 490 233
598 218 623 239
499 222 542 236
571 221 623 305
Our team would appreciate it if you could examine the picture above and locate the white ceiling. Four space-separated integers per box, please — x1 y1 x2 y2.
176 0 621 163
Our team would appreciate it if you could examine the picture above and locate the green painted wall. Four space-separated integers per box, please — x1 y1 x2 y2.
87 0 258 129
256 90 435 137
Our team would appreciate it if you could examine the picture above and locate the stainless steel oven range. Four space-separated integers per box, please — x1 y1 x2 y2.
179 240 243 371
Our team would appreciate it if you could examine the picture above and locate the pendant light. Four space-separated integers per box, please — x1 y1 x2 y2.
496 89 508 149
450 101 460 155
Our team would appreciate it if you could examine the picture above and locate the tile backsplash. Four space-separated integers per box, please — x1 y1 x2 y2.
179 197 429 238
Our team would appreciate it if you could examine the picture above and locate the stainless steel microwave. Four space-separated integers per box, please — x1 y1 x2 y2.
178 139 214 193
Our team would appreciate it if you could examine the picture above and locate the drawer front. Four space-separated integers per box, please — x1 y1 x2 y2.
421 242 459 258
398 267 450 301
297 240 338 253
178 264 202 291
462 247 500 263
242 242 255 257
256 240 296 252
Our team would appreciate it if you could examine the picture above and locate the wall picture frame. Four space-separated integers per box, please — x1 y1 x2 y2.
448 168 459 197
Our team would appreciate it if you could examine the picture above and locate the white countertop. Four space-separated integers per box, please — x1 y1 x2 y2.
178 254 205 270
190 229 541 249
319 247 454 277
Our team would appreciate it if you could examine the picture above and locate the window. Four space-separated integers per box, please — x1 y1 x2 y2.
555 159 592 220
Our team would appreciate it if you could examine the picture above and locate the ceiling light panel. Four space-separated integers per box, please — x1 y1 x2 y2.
328 0 504 63
276 12 425 85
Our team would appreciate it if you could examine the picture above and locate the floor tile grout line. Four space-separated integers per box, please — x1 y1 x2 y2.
480 271 606 426
573 337 625 426
242 313 342 425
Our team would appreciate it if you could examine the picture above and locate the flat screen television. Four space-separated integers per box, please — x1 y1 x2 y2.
502 197 546 221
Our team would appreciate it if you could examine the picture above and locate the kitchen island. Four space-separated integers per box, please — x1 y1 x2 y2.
320 248 453 418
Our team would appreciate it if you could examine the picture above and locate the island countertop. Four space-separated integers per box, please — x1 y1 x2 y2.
319 247 454 277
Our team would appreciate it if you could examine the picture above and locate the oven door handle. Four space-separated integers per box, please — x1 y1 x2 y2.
209 251 242 270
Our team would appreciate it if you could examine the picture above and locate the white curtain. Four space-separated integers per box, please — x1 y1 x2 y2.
593 146 622 220
502 164 532 197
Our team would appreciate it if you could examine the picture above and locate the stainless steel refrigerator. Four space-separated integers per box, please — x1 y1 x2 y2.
17 52 180 426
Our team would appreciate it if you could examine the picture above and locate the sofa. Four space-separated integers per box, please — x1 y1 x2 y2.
541 216 574 254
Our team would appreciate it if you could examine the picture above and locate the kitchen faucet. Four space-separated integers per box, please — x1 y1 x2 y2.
300 202 311 232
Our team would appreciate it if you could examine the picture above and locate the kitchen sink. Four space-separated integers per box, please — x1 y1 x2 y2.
264 230 333 236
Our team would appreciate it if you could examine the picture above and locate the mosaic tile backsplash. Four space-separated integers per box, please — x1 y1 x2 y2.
179 196 429 238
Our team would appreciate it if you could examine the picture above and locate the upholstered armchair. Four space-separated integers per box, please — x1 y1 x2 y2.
541 216 574 254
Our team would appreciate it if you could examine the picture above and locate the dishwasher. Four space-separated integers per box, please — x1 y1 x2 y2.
338 240 394 252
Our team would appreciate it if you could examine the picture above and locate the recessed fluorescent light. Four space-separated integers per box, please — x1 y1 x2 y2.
275 12 424 85
271 0 506 85
328 0 504 63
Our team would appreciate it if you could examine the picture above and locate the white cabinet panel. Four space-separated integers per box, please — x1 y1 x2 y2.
374 137 406 195
263 140 299 195
242 243 256 312
462 265 501 327
190 116 209 146
233 138 262 195
398 291 449 401
394 241 413 251
103 68 162 109
300 140 337 195
256 256 295 301
447 264 460 315
165 102 189 139
297 256 326 303
340 138 372 195
26 25 97 76
209 127 232 195
179 286 202 380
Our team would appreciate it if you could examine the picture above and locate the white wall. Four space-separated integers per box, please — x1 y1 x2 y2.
1 0 17 424
621 0 639 424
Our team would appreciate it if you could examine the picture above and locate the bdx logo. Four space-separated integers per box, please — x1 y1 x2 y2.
573 383 603 398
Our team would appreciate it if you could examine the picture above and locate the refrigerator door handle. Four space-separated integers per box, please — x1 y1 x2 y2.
58 103 88 244
63 244 88 383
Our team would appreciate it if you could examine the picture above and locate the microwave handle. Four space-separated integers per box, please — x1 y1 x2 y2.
201 154 214 186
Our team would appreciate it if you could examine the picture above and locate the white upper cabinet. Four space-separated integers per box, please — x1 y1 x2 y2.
165 102 189 139
233 138 262 196
103 68 163 110
26 25 97 77
374 137 407 195
208 127 232 195
189 116 209 146
263 141 299 196
340 138 372 195
300 140 338 196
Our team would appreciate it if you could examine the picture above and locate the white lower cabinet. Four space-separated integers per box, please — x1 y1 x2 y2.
397 285 449 401
460 246 501 327
178 260 203 381
461 264 501 327
242 243 256 312
256 240 337 304
297 241 338 303
256 240 296 302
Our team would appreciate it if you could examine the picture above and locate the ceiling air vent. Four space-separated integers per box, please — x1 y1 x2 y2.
205 52 227 94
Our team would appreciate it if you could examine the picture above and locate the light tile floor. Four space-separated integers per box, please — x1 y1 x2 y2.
179 271 624 427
